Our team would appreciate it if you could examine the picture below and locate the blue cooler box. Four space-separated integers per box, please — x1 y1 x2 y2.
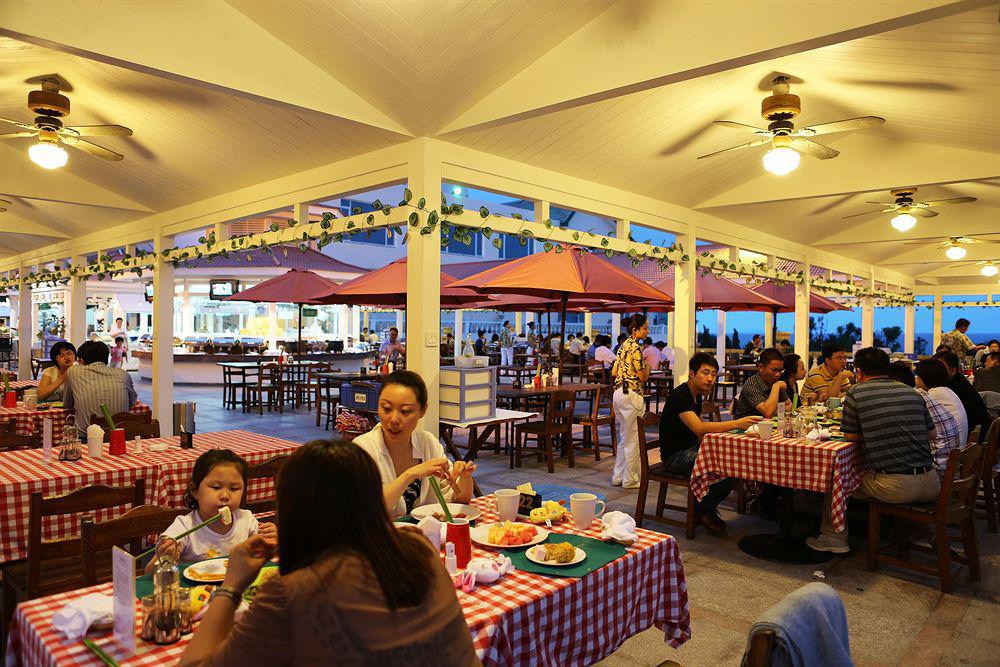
340 381 382 411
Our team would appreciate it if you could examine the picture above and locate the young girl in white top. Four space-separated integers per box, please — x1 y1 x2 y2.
149 449 276 570
353 370 477 518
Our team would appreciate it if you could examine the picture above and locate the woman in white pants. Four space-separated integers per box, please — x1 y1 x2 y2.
500 320 515 366
611 314 651 489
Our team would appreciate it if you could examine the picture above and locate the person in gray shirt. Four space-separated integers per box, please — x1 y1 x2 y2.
64 340 137 438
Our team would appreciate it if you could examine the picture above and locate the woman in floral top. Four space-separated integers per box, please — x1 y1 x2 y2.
500 320 515 366
611 314 651 489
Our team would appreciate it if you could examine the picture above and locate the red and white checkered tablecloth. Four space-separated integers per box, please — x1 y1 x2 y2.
5 380 39 393
691 432 865 532
5 495 691 667
0 403 151 447
0 430 300 565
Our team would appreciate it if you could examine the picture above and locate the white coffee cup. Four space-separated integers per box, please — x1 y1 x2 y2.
570 492 606 530
758 420 773 441
494 488 520 522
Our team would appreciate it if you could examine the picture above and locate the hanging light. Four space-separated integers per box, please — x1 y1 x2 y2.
28 139 68 170
890 212 916 232
981 264 999 277
945 244 967 260
451 185 463 197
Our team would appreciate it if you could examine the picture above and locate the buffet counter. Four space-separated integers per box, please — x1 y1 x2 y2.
132 349 370 384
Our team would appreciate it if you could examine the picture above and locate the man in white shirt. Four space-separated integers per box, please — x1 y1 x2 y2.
642 338 661 371
655 341 674 371
594 335 616 369
569 334 586 356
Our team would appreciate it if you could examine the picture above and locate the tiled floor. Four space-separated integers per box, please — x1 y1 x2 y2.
153 380 1000 667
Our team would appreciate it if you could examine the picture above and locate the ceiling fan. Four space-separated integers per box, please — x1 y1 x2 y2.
903 234 1000 261
0 199 10 213
841 187 977 231
946 259 999 277
0 76 132 169
698 75 885 175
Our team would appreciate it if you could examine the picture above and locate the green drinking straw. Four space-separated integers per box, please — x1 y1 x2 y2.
99 403 117 430
82 638 121 667
428 477 454 523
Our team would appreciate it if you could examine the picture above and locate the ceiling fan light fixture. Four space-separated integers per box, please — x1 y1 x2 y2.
945 244 967 261
982 264 999 277
890 212 916 232
28 140 67 169
762 146 799 175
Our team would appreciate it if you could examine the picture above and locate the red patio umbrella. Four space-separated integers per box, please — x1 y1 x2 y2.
644 272 784 311
310 258 488 308
224 269 340 353
748 282 852 314
449 249 672 376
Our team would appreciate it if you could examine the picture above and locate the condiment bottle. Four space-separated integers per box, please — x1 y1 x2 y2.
152 557 182 645
444 542 458 576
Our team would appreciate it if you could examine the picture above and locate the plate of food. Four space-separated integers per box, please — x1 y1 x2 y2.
184 558 229 583
471 521 548 548
527 542 586 567
243 566 279 603
410 503 482 523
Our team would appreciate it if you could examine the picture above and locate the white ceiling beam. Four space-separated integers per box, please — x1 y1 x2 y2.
440 0 981 134
695 136 1000 209
0 0 410 136
0 214 70 241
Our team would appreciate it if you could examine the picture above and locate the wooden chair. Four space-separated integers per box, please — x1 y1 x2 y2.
246 362 285 414
1 482 146 633
81 505 188 585
243 454 291 515
0 421 39 450
700 400 722 422
281 363 309 407
513 390 576 473
89 410 153 429
866 435 985 593
713 373 737 408
975 418 1000 533
295 362 332 410
634 411 698 539
222 365 257 411
743 629 776 667
574 384 617 461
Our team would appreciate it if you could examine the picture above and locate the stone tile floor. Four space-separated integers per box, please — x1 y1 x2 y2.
151 380 1000 666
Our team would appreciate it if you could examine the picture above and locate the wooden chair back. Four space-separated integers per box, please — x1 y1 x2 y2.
0 421 39 450
306 362 333 381
548 390 576 432
701 399 722 422
81 505 188 585
937 434 984 522
636 411 660 478
983 418 1000 480
89 411 152 430
124 419 161 439
587 384 614 421
28 481 146 597
744 629 776 667
243 454 291 514
260 362 284 388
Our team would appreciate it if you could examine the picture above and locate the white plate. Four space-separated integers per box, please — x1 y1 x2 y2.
526 544 587 567
471 522 549 549
184 558 228 583
410 503 482 523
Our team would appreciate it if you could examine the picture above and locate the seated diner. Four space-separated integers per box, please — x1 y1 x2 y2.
732 348 788 419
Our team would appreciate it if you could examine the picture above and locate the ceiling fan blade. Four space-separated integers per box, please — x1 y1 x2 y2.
0 116 37 132
788 138 839 159
61 135 124 161
696 137 771 160
864 201 897 206
841 209 893 219
911 208 938 218
921 197 977 207
795 116 886 137
0 131 38 140
63 124 133 137
712 120 771 135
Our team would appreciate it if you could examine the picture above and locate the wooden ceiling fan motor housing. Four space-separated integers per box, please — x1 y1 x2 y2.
761 92 801 121
27 89 71 118
890 187 917 206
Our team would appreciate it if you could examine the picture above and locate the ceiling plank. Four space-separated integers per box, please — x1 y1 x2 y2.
440 0 984 134
0 0 410 136
0 213 71 241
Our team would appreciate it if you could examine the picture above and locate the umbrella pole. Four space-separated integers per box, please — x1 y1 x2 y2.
558 294 568 380
297 303 303 354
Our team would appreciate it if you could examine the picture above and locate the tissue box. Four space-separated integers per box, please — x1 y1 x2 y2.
455 355 489 368
439 366 496 422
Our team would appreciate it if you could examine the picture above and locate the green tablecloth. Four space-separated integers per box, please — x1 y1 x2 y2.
505 534 626 578
136 562 279 599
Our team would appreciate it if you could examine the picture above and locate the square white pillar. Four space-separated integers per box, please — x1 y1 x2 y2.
611 313 621 342
514 311 523 335
672 232 697 382
904 304 915 354
67 255 87 345
152 235 175 424
267 303 278 351
794 273 810 360
454 310 463 356
716 310 727 363
17 276 32 381
584 312 593 339
932 294 942 349
764 254 776 347
406 140 443 432
861 297 875 348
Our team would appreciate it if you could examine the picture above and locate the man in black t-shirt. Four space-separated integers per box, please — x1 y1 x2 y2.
658 352 761 534
935 350 991 439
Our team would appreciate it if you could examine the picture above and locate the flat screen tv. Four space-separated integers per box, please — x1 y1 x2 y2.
209 280 239 301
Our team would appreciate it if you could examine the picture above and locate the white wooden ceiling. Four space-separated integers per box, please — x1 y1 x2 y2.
0 0 996 288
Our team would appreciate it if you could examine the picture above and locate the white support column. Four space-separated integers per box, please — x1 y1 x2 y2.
932 293 943 350
794 268 810 361
716 310 726 364
293 202 310 228
610 313 621 342
337 305 349 341
454 310 463 356
584 312 593 339
672 231 697 382
861 298 875 348
764 254 776 348
514 311 523 335
152 233 175 425
616 218 631 242
213 222 229 245
406 139 443 432
904 304 915 355
67 254 87 345
395 310 404 333
266 303 278 351
17 272 32 381
181 284 194 338
362 310 370 332
350 306 361 342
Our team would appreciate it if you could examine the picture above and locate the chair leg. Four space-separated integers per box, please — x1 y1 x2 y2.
592 425 601 461
566 432 575 469
685 487 697 540
544 435 555 474
866 500 879 571
960 518 981 581
984 476 998 534
514 432 523 468
610 419 618 455
634 477 649 528
656 482 668 519
934 519 953 593
736 481 748 515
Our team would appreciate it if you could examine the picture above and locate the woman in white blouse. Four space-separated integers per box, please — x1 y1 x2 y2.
353 370 476 518
914 358 969 439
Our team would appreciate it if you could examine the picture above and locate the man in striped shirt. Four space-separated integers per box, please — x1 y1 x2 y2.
64 340 138 438
888 361 962 479
807 347 939 553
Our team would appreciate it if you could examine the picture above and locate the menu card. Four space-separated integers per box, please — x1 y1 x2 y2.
112 546 136 656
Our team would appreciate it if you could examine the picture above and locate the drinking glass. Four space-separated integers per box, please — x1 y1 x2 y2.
570 492 606 530
494 488 520 522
